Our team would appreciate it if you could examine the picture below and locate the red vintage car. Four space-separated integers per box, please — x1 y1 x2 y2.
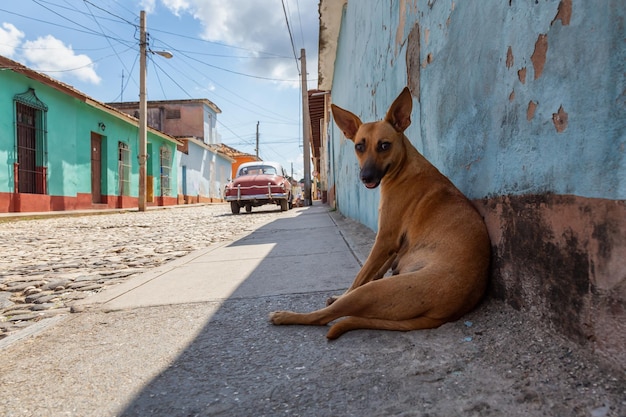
224 161 293 214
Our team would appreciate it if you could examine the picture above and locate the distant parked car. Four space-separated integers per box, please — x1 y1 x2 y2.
224 161 293 214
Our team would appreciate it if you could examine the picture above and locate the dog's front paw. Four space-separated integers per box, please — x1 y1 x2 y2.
269 311 286 325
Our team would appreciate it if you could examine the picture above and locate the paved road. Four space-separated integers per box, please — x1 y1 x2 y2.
0 203 624 417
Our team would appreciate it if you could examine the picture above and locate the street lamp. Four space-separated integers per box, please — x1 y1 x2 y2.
152 50 173 59
138 10 172 212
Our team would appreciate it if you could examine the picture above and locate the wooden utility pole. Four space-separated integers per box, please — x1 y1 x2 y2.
255 121 259 158
301 48 312 206
137 11 172 212
138 10 147 212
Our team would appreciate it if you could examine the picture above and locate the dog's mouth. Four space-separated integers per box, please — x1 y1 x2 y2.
363 180 380 189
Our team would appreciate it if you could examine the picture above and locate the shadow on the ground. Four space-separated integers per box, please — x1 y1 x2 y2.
117 205 626 417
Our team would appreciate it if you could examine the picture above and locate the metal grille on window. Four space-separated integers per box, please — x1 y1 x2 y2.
160 147 172 196
14 88 48 194
118 142 130 196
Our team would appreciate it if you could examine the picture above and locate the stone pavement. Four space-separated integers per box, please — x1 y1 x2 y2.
0 203 624 417
0 204 287 339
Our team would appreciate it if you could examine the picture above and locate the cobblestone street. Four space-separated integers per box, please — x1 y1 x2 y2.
0 204 286 339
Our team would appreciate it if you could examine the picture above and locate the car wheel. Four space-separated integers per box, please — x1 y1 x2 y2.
230 201 241 215
245 204 252 213
280 199 289 211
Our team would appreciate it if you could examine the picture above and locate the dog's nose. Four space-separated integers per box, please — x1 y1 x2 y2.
360 165 381 189
360 171 372 183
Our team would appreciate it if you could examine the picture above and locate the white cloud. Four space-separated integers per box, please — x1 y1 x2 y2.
0 22 25 57
192 0 278 50
270 60 301 89
140 0 157 14
161 0 191 16
21 35 101 85
157 0 318 84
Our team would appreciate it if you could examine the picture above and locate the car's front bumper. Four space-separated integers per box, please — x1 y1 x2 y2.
225 193 289 202
225 182 290 203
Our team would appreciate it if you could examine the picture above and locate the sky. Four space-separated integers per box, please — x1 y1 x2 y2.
0 0 320 180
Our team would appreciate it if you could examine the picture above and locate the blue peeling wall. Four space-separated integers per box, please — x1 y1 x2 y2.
326 0 625 369
330 0 624 229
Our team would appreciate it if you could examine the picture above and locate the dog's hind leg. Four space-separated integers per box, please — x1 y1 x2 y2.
271 288 377 326
326 316 446 340
326 252 397 306
269 307 335 326
271 273 438 332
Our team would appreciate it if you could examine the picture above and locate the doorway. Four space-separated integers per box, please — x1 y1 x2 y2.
91 132 102 203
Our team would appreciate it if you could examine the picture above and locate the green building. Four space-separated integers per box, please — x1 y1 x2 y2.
0 55 180 213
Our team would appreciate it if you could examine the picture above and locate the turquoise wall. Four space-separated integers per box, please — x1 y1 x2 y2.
329 0 625 230
0 71 18 193
0 68 178 199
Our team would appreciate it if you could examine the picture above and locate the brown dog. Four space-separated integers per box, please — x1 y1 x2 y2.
270 87 490 339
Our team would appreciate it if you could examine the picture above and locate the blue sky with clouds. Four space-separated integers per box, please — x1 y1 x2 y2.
0 0 319 180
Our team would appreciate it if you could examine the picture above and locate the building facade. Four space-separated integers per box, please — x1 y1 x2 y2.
210 143 260 180
176 138 234 203
108 99 233 203
0 56 180 213
108 98 221 145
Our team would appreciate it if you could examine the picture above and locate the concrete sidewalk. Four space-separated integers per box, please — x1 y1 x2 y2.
75 203 364 312
1 203 624 417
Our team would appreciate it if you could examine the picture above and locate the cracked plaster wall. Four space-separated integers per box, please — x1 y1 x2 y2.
328 0 625 369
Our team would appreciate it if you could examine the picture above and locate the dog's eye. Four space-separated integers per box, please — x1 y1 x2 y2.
378 142 391 152
355 142 365 153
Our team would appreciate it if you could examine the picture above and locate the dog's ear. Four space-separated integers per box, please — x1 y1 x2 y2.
331 104 362 141
384 87 413 133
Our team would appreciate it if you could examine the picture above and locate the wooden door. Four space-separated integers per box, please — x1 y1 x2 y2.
16 103 37 193
91 133 102 203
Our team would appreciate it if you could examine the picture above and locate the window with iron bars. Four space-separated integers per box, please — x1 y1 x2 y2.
118 142 130 196
15 97 47 194
160 146 172 196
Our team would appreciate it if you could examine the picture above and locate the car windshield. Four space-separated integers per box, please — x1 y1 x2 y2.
238 165 277 176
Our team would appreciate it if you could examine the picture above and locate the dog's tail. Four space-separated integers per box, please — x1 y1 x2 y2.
326 316 446 340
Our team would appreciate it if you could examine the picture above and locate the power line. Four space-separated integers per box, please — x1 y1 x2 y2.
150 57 168 100
23 47 133 74
5 1 310 171
280 0 300 74
147 37 298 124
160 48 290 60
150 27 291 59
0 7 129 44
181 53 299 82
81 0 137 27
149 57 193 98
216 119 255 147
108 0 138 18
30 0 125 41
82 0 135 85
16 1 300 125
110 53 138 102
295 0 306 48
